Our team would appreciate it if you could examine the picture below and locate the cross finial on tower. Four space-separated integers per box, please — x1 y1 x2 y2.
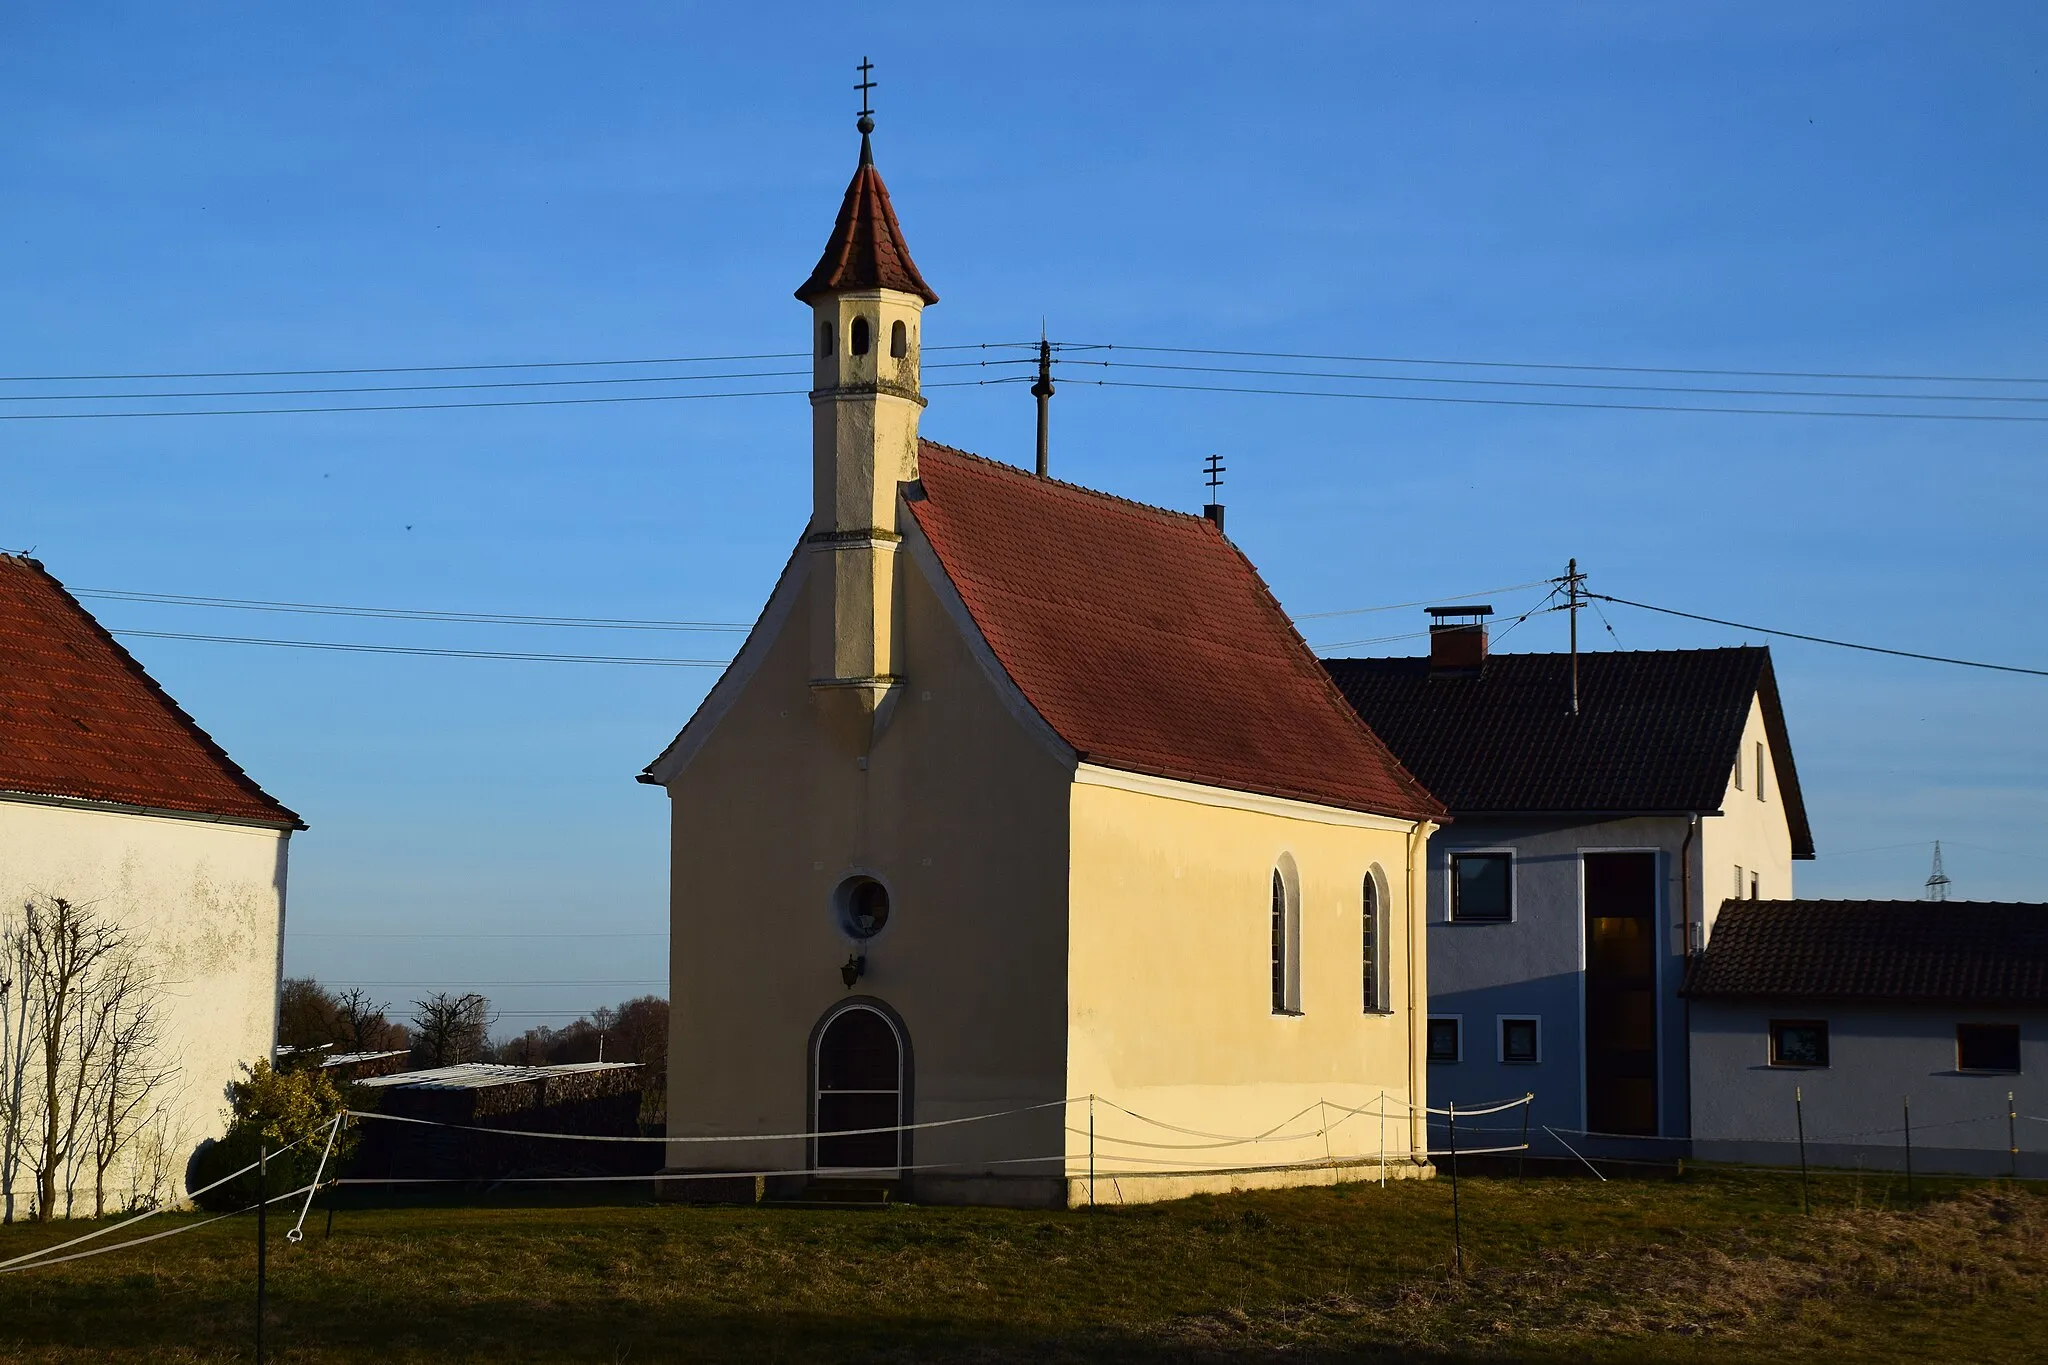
856 57 876 131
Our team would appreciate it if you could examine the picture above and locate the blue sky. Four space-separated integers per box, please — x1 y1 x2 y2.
4 4 2044 1027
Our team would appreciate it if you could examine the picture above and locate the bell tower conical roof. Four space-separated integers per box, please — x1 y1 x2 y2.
794 137 939 306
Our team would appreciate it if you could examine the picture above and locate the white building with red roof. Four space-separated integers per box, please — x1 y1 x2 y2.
0 553 301 1216
642 119 1445 1206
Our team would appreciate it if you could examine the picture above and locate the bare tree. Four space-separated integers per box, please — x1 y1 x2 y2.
0 897 174 1222
1 922 35 1222
409 992 493 1068
86 955 177 1216
336 987 408 1053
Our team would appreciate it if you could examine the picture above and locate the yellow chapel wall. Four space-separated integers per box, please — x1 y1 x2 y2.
659 531 1078 1202
1065 770 1435 1203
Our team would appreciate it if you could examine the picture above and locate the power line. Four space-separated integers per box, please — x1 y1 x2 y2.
291 931 665 939
1590 594 2048 678
0 341 1038 384
1059 376 2048 424
0 357 1031 405
1053 356 2048 405
1295 578 1554 621
76 587 751 633
1055 342 2048 388
0 374 1034 421
107 628 732 666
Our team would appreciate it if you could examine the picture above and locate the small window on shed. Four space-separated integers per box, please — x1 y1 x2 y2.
889 319 908 358
1769 1020 1828 1067
1957 1023 2021 1073
850 316 871 356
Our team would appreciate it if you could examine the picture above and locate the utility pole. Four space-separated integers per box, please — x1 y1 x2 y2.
1032 331 1054 478
1564 558 1586 716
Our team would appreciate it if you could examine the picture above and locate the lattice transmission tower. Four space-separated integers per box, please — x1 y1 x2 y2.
1924 841 1952 901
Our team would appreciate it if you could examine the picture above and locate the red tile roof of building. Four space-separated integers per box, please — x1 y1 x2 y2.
906 444 1443 821
0 554 302 828
793 142 939 306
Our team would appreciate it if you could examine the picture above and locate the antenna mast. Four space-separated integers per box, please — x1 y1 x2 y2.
1203 453 1226 531
1925 842 1951 902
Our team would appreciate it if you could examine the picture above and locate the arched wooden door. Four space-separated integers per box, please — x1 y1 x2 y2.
814 1005 904 1172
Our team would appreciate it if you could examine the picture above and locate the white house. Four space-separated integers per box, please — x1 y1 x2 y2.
0 553 301 1216
1326 618 1814 1158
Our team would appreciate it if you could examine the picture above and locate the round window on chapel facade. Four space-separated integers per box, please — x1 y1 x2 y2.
837 877 890 939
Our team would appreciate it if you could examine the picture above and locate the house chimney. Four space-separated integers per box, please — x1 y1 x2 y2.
1425 605 1492 678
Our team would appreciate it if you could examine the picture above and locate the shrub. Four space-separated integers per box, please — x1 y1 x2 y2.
188 1060 354 1212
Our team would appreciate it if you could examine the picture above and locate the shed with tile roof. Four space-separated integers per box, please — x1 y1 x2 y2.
1685 899 2048 1178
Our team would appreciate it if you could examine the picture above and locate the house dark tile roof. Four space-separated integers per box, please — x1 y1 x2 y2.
1323 647 1813 857
793 144 939 306
1685 899 2048 1007
0 554 302 828
907 444 1443 821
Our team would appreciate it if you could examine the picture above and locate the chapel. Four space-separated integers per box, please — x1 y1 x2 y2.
642 112 1445 1206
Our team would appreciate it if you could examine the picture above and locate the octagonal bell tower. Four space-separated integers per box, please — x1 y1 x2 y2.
795 109 939 751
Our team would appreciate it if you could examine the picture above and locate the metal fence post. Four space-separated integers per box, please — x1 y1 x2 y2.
1794 1086 1809 1215
1088 1094 1096 1211
1902 1095 1913 1198
256 1142 268 1365
1447 1100 1464 1277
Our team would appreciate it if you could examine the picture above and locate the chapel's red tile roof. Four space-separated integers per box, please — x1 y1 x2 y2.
906 444 1443 821
0 554 302 828
793 143 939 306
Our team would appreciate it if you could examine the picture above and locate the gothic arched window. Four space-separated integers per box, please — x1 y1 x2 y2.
1271 860 1301 1015
1362 872 1383 1012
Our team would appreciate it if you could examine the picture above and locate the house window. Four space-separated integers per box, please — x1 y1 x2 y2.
1756 742 1767 801
1734 865 1743 900
1957 1024 2021 1073
1269 862 1301 1014
1427 1016 1462 1063
1769 1020 1829 1068
1362 873 1382 1012
1734 748 1744 791
1749 872 1759 900
1450 852 1511 922
1500 1016 1540 1064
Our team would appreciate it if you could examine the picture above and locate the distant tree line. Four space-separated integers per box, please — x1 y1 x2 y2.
278 979 669 1119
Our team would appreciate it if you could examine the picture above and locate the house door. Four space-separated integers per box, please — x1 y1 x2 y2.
1584 852 1659 1136
814 1005 904 1172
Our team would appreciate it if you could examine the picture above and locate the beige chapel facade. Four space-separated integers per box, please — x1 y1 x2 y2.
643 128 1444 1206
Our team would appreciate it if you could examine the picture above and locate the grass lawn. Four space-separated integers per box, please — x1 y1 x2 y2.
0 1167 2042 1362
